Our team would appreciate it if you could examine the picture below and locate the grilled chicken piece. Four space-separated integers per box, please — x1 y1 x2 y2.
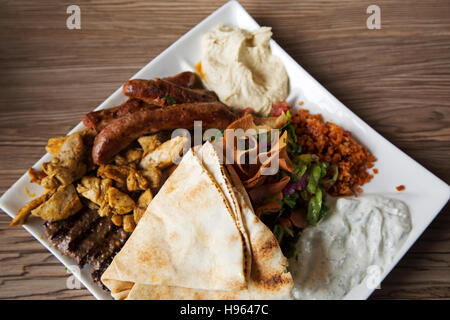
138 135 162 155
28 168 47 185
140 166 162 190
122 215 136 233
76 176 106 205
124 149 143 164
140 136 189 169
92 101 237 165
41 131 88 190
97 165 129 185
113 148 143 167
9 190 54 226
45 136 67 156
106 187 135 215
97 164 149 192
133 189 153 224
77 176 135 216
126 167 149 192
31 184 82 222
111 214 123 227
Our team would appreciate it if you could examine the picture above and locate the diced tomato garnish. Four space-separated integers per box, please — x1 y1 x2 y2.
242 107 254 116
280 217 292 228
271 101 290 116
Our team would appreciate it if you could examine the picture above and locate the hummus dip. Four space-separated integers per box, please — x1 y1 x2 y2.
201 24 289 115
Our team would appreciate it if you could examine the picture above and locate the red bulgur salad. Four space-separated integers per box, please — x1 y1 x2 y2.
242 101 376 259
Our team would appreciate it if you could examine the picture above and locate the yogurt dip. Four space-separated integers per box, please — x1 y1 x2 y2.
290 195 412 300
201 24 289 116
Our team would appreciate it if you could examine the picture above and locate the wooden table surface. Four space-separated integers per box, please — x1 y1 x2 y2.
0 0 449 300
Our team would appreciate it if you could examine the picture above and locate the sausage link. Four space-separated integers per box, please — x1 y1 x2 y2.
123 78 217 105
92 102 236 165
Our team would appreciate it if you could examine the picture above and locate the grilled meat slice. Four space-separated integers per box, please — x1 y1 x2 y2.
89 223 129 290
71 217 115 265
44 207 101 254
43 206 130 290
85 224 129 269
92 102 237 165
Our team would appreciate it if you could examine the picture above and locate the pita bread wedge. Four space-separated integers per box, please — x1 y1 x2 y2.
194 142 252 281
223 164 294 299
118 144 294 300
101 149 247 297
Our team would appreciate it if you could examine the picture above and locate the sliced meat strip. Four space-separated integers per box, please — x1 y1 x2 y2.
86 226 129 269
90 227 129 290
44 206 93 241
92 102 237 165
43 213 76 240
91 259 114 291
51 208 101 254
72 217 115 265
43 205 130 292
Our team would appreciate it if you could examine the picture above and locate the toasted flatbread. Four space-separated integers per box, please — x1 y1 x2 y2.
101 149 247 295
194 142 252 280
115 144 293 300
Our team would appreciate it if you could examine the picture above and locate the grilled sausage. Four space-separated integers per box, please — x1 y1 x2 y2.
83 99 158 133
83 72 207 133
163 71 204 89
123 78 218 105
92 102 237 165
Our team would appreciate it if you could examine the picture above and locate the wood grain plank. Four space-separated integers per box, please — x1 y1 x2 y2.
0 0 448 300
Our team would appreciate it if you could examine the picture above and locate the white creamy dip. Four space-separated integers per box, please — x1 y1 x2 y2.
290 195 412 300
201 24 289 115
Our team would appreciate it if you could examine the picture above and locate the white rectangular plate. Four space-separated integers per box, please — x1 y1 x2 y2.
1 0 449 300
